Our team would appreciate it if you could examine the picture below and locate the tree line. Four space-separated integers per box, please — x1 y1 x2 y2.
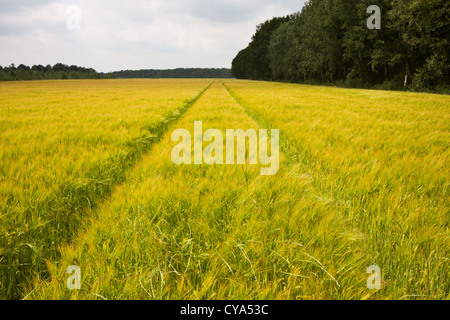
231 0 449 93
112 68 233 79
0 63 109 81
0 65 233 81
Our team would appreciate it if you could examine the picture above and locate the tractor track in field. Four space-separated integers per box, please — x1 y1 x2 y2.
2 81 214 299
221 81 313 168
28 79 277 299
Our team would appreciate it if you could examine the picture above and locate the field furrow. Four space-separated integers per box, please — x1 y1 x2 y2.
27 81 375 300
222 80 450 299
0 79 211 298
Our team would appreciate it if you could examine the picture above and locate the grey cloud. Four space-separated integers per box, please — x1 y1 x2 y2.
181 0 303 23
0 0 307 72
0 0 55 13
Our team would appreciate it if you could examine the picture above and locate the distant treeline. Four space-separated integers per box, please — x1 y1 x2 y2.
232 0 449 93
111 68 233 79
0 63 109 81
0 65 234 81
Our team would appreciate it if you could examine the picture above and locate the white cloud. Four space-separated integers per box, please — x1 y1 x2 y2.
0 0 306 72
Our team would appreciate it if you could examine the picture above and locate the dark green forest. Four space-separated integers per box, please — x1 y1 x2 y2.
232 0 449 93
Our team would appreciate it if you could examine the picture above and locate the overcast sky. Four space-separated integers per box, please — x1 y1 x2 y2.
0 0 307 72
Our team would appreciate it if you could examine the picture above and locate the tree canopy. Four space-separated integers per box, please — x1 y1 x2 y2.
0 65 234 81
0 63 106 81
231 0 449 92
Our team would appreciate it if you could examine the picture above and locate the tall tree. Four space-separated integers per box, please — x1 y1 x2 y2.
232 16 291 80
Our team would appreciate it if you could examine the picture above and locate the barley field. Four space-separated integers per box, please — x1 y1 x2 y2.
0 79 448 300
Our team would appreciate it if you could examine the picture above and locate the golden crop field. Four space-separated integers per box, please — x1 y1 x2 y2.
0 79 212 298
0 79 449 300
